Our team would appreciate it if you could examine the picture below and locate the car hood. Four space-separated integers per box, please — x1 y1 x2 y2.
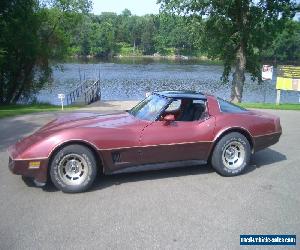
38 111 141 132
8 111 144 159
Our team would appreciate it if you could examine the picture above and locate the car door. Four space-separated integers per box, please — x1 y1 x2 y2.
102 94 170 173
139 116 216 165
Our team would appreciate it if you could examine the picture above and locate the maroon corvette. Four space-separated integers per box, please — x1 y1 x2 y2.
8 91 282 193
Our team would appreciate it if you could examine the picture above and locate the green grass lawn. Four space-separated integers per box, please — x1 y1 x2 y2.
0 104 82 119
239 103 300 110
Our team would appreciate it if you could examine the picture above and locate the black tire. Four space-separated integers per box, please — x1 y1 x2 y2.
211 132 251 176
50 144 98 193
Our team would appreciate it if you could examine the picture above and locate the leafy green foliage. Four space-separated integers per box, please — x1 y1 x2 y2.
0 0 92 104
0 0 299 104
159 0 298 102
262 20 300 62
0 0 47 104
154 14 201 55
67 11 204 57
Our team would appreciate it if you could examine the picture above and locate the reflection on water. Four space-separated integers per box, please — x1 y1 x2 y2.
37 58 300 105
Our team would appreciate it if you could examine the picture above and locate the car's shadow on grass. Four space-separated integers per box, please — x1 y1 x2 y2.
41 148 286 193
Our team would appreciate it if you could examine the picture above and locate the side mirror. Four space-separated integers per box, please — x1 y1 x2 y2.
163 114 175 125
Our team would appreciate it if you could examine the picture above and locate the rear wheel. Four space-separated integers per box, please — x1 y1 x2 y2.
211 132 250 176
50 144 98 193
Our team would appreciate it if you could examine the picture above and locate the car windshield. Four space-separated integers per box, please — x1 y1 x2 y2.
129 94 169 121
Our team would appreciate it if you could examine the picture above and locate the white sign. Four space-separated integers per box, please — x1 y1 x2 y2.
57 93 65 110
58 93 65 99
262 65 273 81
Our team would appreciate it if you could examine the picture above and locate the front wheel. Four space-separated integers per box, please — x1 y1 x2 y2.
211 132 251 176
50 144 98 193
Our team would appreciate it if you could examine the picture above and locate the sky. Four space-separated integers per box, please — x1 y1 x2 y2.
92 0 160 16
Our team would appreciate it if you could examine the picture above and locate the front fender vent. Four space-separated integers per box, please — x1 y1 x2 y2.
112 151 121 163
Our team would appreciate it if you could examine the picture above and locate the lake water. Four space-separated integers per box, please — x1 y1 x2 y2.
37 58 300 105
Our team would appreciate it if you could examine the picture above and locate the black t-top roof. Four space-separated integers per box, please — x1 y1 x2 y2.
154 90 206 100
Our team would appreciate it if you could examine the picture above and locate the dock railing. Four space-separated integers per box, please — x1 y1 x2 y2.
65 79 101 105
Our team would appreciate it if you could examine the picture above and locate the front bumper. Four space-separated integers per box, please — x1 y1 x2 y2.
8 157 49 184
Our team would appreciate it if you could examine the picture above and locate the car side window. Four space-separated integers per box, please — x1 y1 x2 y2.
161 98 208 122
165 99 181 112
218 98 247 113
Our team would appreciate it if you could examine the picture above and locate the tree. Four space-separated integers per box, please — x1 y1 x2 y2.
262 20 300 62
128 16 143 50
122 8 132 17
159 0 298 102
155 14 198 55
68 14 93 56
0 0 92 104
87 12 118 57
90 21 116 57
0 0 45 104
141 15 158 54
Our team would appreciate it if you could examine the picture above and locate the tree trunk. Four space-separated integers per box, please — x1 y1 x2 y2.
0 73 3 104
12 63 34 103
230 44 246 103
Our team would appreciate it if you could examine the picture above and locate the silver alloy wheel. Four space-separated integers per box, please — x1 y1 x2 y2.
57 153 89 185
221 141 245 170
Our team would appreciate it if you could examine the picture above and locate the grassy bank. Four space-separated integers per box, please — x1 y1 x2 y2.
0 104 81 119
239 103 300 110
